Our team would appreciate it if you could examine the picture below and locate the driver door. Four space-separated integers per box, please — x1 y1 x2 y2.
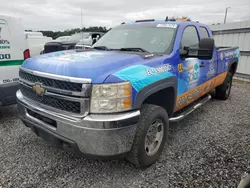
178 25 209 91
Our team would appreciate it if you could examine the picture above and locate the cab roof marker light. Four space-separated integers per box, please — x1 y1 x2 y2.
135 19 155 22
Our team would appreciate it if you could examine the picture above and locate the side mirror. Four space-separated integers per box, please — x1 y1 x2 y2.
198 38 214 60
180 38 214 60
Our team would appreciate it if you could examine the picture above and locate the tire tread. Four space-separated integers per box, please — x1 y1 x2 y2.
215 72 233 100
126 104 168 168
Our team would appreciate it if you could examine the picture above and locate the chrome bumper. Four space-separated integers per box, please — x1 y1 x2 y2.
17 90 140 156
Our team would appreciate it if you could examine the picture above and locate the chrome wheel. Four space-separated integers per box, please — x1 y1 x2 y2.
145 119 164 156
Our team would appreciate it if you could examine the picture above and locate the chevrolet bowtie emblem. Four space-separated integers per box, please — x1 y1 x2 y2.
32 83 45 96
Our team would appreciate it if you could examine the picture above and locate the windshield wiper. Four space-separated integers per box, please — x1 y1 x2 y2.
120 47 150 53
93 46 110 50
93 46 157 55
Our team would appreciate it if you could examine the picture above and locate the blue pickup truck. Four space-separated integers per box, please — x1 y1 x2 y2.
17 18 240 168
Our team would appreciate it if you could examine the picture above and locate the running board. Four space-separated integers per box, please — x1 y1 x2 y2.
169 95 211 122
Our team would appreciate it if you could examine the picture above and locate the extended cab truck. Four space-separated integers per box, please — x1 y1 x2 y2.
16 19 240 168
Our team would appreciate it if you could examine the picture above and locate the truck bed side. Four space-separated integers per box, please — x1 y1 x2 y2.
216 47 240 76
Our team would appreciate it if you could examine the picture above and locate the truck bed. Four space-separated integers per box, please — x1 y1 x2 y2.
216 46 239 51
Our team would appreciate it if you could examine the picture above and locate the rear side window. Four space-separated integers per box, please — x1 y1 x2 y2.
200 27 210 39
180 26 199 49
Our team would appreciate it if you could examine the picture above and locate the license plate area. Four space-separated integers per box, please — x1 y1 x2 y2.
31 126 82 155
27 109 57 128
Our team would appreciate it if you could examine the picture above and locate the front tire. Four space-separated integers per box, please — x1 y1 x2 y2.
215 72 233 100
126 104 169 168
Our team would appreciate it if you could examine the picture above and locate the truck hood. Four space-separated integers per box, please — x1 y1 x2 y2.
21 50 145 83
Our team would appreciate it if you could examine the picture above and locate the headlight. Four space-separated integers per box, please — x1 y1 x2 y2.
90 82 132 113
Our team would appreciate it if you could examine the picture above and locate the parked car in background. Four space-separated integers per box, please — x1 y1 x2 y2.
41 34 79 54
42 32 105 54
0 15 30 107
25 31 43 37
76 32 105 46
17 18 239 168
75 40 92 50
42 41 77 54
25 32 52 56
54 36 71 42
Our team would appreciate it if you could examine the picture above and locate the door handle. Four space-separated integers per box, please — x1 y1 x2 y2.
199 62 206 67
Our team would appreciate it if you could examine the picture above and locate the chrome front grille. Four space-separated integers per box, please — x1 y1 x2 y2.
20 85 81 114
19 68 91 116
19 70 85 93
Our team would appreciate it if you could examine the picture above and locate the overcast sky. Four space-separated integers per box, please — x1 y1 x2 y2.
0 0 249 31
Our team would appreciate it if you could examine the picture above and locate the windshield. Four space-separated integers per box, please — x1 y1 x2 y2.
92 26 176 54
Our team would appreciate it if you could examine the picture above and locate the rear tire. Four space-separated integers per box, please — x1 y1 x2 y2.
126 104 169 168
215 72 233 100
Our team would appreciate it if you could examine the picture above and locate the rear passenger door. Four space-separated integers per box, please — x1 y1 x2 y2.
179 25 209 91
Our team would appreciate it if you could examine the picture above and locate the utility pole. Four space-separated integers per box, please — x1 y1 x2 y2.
81 6 83 29
81 6 83 39
224 7 231 24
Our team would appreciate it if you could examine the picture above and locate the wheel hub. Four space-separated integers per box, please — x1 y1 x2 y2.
145 119 164 156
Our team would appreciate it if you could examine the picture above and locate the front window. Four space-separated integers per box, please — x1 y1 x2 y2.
180 26 199 49
93 25 177 54
199 27 210 39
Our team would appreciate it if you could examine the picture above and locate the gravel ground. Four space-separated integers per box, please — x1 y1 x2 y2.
0 81 249 188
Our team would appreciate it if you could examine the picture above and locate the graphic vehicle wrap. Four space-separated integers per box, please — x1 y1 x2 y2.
21 21 240 112
17 20 241 164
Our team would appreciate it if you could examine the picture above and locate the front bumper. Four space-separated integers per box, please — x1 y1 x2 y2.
17 90 140 157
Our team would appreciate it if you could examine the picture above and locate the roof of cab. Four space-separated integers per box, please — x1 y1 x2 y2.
118 19 208 28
